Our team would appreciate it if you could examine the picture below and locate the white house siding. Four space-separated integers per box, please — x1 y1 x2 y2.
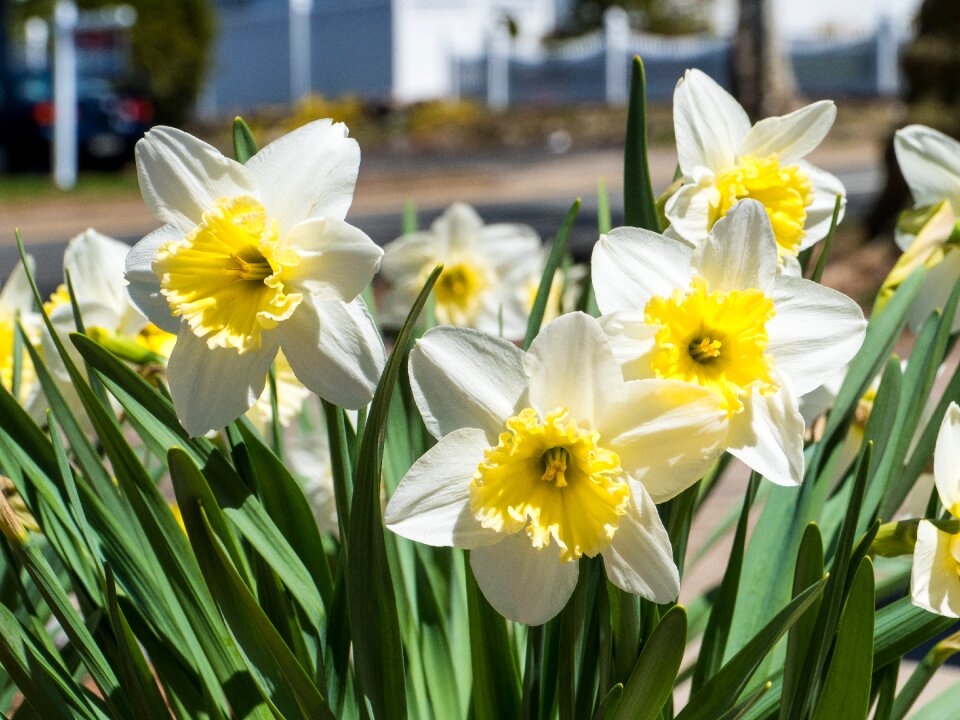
391 0 564 102
709 0 923 38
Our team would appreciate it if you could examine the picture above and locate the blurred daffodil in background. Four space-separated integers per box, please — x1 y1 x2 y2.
877 125 960 333
380 202 541 338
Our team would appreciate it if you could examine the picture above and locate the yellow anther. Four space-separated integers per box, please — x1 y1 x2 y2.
690 337 723 362
471 407 629 562
540 447 570 487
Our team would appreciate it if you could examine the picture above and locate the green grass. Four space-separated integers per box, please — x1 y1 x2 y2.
0 170 141 202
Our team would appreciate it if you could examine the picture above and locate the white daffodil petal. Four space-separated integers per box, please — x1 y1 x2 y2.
738 101 836 164
44 301 120 381
905 248 960 334
433 202 485 249
798 163 846 249
935 403 960 515
166 325 277 436
0 259 36 313
481 224 542 276
797 368 846 426
674 69 751 175
64 229 130 309
384 428 499 549
592 227 693 314
280 297 384 410
895 125 960 209
280 218 382 302
124 224 183 334
381 232 443 281
601 480 679 602
911 521 960 618
526 313 622 424
695 199 778 293
663 181 714 246
470 533 580 626
728 381 805 486
408 325 527 440
136 126 257 232
245 119 360 231
597 311 658 382
766 276 866 396
604 379 726 502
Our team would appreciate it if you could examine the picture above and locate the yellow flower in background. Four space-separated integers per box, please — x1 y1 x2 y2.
245 349 312 432
43 229 161 368
0 259 40 406
592 200 866 486
385 313 728 624
877 125 960 333
665 69 845 268
912 403 960 617
124 122 385 436
380 203 541 338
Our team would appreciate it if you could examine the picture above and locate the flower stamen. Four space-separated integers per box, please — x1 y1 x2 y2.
470 407 629 562
540 447 569 487
689 337 722 362
710 154 814 258
645 277 777 415
154 195 302 353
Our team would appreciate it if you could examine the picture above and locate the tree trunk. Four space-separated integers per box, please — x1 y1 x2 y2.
731 0 796 119
867 0 960 239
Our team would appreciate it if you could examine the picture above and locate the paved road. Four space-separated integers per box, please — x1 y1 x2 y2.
0 163 882 297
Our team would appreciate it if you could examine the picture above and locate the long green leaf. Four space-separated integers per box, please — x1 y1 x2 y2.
235 420 334 609
891 631 960 720
779 524 824 720
816 267 926 467
676 576 828 720
0 603 101 720
233 117 258 163
810 557 875 720
524 198 580 349
623 55 659 230
172 449 333 720
788 443 873 720
693 473 760 690
466 559 521 719
347 264 442 718
613 605 687 720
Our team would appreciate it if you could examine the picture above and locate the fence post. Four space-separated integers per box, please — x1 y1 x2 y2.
53 0 78 191
487 22 509 110
289 0 313 103
604 6 629 106
875 14 898 96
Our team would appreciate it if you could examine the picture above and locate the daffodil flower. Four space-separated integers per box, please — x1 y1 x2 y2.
876 125 960 333
0 261 39 405
124 121 385 436
44 229 172 369
592 199 865 486
665 69 845 268
384 312 727 625
380 202 541 338
912 403 960 617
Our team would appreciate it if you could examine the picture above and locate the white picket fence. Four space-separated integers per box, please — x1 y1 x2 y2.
456 8 903 108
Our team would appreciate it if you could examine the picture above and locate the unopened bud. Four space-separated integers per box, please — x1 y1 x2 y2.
0 484 27 544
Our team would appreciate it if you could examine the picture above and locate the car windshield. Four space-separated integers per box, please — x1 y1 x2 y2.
16 75 117 102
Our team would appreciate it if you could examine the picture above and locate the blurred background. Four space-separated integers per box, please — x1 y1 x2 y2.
0 0 957 304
